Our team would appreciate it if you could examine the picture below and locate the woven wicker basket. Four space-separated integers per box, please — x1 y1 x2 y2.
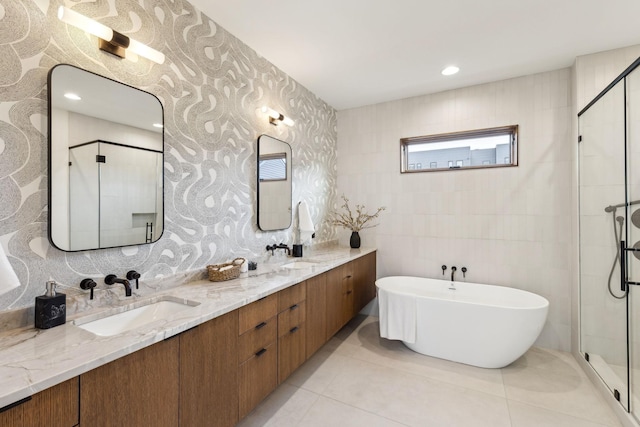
207 258 245 282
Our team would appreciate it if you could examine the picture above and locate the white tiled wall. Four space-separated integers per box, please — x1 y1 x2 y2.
337 69 572 351
575 45 640 112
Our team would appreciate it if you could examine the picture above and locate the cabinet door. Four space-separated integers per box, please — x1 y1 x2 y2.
278 323 306 383
353 252 377 314
305 274 327 358
0 378 79 427
80 338 179 427
238 342 277 419
325 264 354 339
180 310 238 427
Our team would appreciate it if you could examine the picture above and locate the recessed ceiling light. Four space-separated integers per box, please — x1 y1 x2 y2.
441 66 460 76
64 93 81 100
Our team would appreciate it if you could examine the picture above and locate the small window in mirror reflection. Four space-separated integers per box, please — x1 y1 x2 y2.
259 152 287 181
400 125 518 173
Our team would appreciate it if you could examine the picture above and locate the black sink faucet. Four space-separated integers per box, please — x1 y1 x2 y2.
105 274 132 297
450 266 457 282
266 243 291 255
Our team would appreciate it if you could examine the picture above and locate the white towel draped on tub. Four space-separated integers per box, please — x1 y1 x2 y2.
378 287 417 343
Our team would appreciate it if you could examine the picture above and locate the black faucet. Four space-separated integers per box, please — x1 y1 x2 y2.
266 243 291 255
105 274 132 297
450 266 457 282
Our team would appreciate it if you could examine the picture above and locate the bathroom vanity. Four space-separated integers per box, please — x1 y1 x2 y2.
0 247 376 427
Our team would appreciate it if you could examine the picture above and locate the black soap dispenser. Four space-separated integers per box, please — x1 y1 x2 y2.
35 281 66 329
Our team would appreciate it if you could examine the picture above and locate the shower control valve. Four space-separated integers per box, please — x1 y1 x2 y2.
441 265 447 275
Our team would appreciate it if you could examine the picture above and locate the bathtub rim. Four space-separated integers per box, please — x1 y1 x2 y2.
375 275 549 311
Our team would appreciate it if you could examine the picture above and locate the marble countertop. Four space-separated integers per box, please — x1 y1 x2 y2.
0 245 376 409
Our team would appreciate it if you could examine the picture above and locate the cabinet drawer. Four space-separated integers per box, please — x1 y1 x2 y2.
278 323 306 384
277 301 306 337
0 377 79 427
278 282 306 312
238 342 277 419
238 293 278 335
238 316 277 363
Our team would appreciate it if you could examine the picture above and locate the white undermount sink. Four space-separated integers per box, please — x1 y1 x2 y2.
281 261 317 270
74 296 200 337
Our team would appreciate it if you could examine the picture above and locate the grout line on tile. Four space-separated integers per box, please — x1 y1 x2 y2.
319 395 413 427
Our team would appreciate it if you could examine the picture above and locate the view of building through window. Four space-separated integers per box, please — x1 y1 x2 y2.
401 125 517 172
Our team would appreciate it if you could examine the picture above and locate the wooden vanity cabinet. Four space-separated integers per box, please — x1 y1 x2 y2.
179 310 238 427
277 282 306 384
325 262 355 339
0 377 79 427
353 251 377 314
238 294 278 420
305 272 327 358
322 251 377 344
7 251 376 427
80 337 179 427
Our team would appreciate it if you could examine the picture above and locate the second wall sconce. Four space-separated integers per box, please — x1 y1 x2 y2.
261 106 294 127
57 6 165 65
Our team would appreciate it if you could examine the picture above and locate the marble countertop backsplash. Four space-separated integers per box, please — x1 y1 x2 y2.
0 244 376 409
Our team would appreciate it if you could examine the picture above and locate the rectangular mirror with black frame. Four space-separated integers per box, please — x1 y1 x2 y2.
48 64 164 251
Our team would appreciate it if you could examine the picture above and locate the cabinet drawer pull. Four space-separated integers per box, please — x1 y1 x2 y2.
345 275 352 279
289 326 299 334
346 290 353 294
255 321 267 330
289 304 299 311
255 348 267 357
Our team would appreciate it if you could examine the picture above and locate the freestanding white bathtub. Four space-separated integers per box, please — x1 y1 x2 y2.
376 276 549 369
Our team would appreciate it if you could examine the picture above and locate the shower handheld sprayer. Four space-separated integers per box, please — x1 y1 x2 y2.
603 200 640 299
605 205 627 299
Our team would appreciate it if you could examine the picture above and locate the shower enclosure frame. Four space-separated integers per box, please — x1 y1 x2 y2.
579 55 640 417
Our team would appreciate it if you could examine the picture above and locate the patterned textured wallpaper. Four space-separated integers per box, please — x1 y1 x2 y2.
0 0 337 311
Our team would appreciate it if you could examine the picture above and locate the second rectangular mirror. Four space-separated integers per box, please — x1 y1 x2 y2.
257 135 292 231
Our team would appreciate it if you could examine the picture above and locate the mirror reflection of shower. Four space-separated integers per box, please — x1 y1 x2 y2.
604 199 640 299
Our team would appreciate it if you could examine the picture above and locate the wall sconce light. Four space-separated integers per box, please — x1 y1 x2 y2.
261 106 294 127
57 6 165 65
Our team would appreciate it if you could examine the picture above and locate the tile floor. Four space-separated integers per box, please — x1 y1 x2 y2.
238 315 624 427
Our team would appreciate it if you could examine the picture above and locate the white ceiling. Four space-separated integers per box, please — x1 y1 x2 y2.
188 0 640 110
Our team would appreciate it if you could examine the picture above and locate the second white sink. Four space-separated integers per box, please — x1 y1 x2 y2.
74 297 200 337
282 261 317 270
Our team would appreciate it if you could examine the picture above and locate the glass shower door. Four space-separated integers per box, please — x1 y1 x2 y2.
579 79 629 411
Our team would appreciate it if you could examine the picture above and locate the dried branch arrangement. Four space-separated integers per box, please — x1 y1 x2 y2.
329 195 386 232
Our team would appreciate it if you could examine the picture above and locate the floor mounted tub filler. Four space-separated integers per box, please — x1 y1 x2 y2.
376 276 549 368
